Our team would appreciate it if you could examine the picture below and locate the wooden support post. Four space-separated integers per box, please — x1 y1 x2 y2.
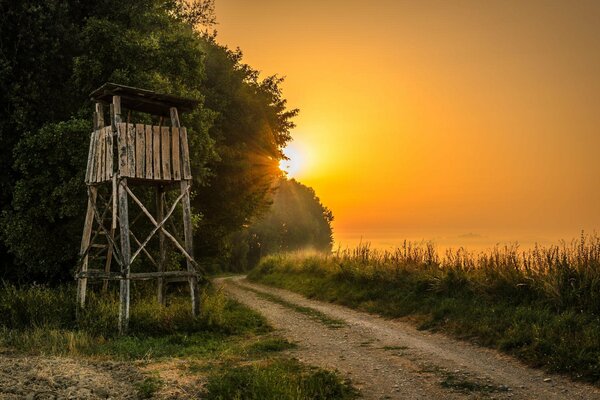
102 98 120 292
156 186 166 306
116 95 129 334
77 186 98 308
181 180 199 316
171 106 200 316
118 177 131 334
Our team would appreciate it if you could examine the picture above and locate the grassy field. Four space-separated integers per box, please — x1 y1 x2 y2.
248 234 600 384
0 282 356 399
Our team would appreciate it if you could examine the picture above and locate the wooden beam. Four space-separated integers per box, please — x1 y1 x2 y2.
157 187 166 306
129 187 186 264
77 270 197 281
118 178 131 335
170 106 200 316
180 127 192 180
125 185 201 271
181 179 200 316
77 186 97 308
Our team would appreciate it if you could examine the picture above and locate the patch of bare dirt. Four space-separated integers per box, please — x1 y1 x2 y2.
0 350 141 399
217 276 600 400
140 359 206 399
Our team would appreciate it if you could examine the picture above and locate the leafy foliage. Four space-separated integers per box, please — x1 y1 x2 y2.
194 39 298 263
0 0 296 281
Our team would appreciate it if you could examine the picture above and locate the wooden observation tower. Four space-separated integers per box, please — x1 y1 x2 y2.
76 83 202 333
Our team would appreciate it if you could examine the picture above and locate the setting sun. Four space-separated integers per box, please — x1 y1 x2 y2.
279 143 304 178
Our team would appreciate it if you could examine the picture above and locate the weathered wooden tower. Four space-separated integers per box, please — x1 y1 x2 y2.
76 83 202 333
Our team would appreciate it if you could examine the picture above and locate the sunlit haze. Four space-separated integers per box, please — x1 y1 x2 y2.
216 0 600 250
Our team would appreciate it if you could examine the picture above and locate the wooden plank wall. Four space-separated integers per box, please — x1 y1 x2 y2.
86 124 192 183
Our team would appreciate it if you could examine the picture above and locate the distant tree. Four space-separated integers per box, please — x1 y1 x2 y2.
228 178 334 270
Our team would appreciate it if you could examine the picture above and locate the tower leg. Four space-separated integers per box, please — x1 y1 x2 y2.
156 186 167 306
103 177 118 292
77 186 98 308
181 180 200 316
118 178 131 334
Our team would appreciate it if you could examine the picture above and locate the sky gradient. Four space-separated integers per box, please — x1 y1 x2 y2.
216 0 600 249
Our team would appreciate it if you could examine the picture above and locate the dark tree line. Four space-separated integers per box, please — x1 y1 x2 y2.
0 0 308 281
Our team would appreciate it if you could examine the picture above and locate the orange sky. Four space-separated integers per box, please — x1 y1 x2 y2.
216 0 600 250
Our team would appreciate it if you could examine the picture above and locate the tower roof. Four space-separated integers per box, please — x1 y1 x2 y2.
90 83 200 116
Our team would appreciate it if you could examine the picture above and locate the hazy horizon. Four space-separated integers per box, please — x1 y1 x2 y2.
216 0 600 250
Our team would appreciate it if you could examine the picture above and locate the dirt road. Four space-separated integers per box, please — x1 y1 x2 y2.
217 276 600 400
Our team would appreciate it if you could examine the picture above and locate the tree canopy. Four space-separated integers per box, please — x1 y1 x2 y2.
0 0 297 281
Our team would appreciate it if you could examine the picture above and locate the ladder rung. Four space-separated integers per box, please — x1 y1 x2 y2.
91 244 108 248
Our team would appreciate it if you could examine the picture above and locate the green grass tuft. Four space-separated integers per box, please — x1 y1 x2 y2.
134 375 163 399
203 359 357 400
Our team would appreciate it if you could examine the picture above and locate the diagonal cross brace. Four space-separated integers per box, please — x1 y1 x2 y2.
124 184 203 273
128 187 186 265
88 187 123 267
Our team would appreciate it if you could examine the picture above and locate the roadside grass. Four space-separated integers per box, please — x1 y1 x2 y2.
248 234 600 384
0 283 266 358
202 358 357 400
0 281 356 399
232 282 346 328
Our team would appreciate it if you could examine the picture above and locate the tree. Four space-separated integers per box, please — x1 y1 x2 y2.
0 0 294 281
229 178 334 270
193 36 298 267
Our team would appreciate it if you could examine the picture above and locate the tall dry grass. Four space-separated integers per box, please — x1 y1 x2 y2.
315 233 600 313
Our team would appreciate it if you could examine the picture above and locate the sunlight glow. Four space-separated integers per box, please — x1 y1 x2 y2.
279 144 304 178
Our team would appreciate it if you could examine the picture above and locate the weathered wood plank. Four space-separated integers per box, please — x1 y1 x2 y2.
145 125 153 179
170 107 180 127
153 126 162 180
135 123 145 178
85 131 96 184
96 103 105 129
180 127 192 180
127 124 136 177
171 127 181 180
95 129 104 183
118 123 129 177
161 126 171 180
105 126 113 181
